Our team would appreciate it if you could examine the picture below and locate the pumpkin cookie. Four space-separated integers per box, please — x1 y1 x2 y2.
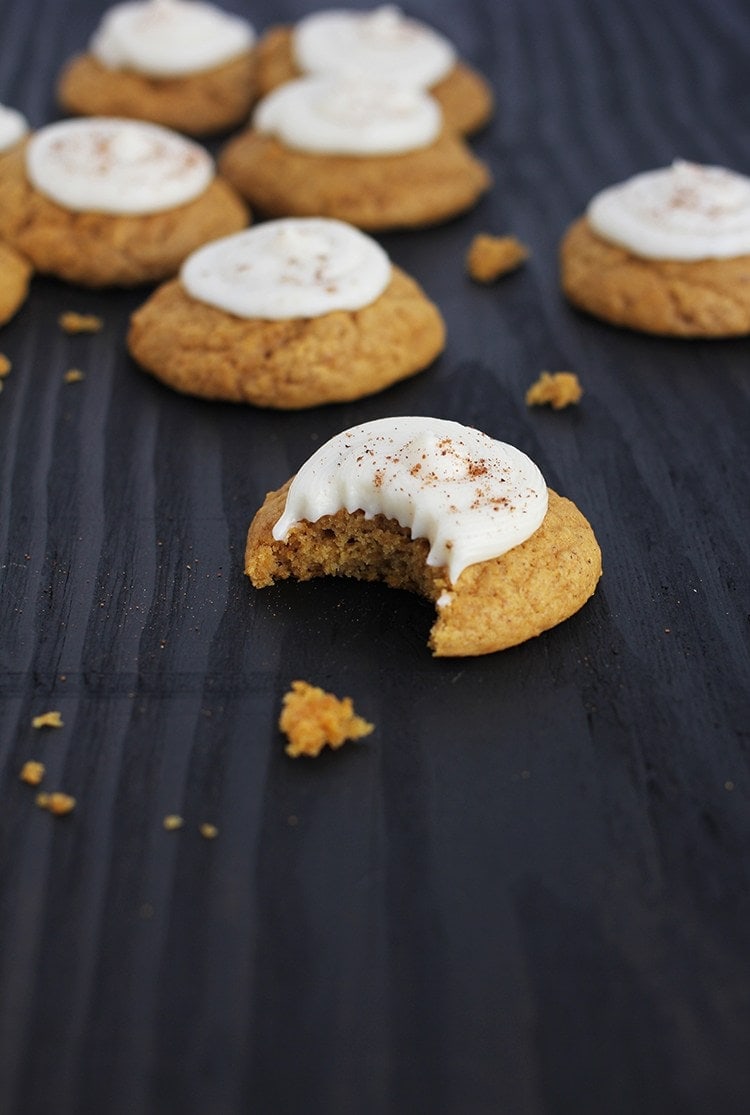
57 0 257 136
561 161 750 337
0 118 248 287
245 417 602 656
255 6 493 136
219 75 490 230
0 242 32 326
128 218 445 407
0 105 32 325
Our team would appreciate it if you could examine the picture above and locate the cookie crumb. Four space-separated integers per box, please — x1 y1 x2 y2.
63 368 86 384
32 710 64 729
199 822 218 839
163 814 184 831
19 760 46 786
466 234 529 283
526 371 583 409
279 679 374 758
0 354 11 377
36 791 76 815
58 311 103 334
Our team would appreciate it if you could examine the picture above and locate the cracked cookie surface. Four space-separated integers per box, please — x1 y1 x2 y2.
128 265 445 407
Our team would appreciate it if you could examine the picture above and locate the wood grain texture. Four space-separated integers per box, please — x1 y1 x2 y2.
1 1 750 1113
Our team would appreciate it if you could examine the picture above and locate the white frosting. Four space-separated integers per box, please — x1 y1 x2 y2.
181 218 391 319
293 6 456 89
588 160 750 260
26 118 214 215
0 104 28 153
272 417 549 584
253 75 441 156
91 0 255 78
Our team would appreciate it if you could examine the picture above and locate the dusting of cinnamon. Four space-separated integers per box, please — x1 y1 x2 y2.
466 234 529 283
279 680 374 758
526 371 583 410
19 760 45 786
32 710 64 729
58 311 103 334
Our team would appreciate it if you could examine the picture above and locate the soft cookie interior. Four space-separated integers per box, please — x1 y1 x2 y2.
246 482 602 657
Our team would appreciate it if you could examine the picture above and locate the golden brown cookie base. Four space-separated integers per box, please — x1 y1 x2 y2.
0 241 32 325
218 129 491 231
0 147 249 287
57 51 257 136
254 25 493 135
561 216 750 337
128 266 446 407
245 486 602 656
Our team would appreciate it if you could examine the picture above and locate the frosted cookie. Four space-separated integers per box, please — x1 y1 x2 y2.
255 6 493 136
245 417 602 656
219 74 491 230
57 0 257 136
0 118 249 287
0 104 32 325
128 217 446 406
561 160 750 336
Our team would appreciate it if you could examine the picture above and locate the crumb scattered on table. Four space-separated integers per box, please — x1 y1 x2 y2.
0 354 11 378
163 814 184 831
32 710 63 729
63 368 86 384
19 760 46 786
199 823 218 839
466 234 529 283
279 679 374 758
58 311 103 334
36 791 76 815
526 371 583 409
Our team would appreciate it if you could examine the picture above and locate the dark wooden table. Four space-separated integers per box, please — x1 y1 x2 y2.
1 1 749 1112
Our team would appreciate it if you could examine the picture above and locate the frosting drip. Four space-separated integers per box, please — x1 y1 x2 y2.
272 417 549 584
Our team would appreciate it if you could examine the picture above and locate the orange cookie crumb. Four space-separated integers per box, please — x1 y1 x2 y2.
0 354 11 377
163 814 184 831
32 710 64 729
466 233 529 283
58 311 103 334
36 790 76 815
526 371 583 409
63 368 86 384
199 822 218 839
19 760 46 786
279 680 374 758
